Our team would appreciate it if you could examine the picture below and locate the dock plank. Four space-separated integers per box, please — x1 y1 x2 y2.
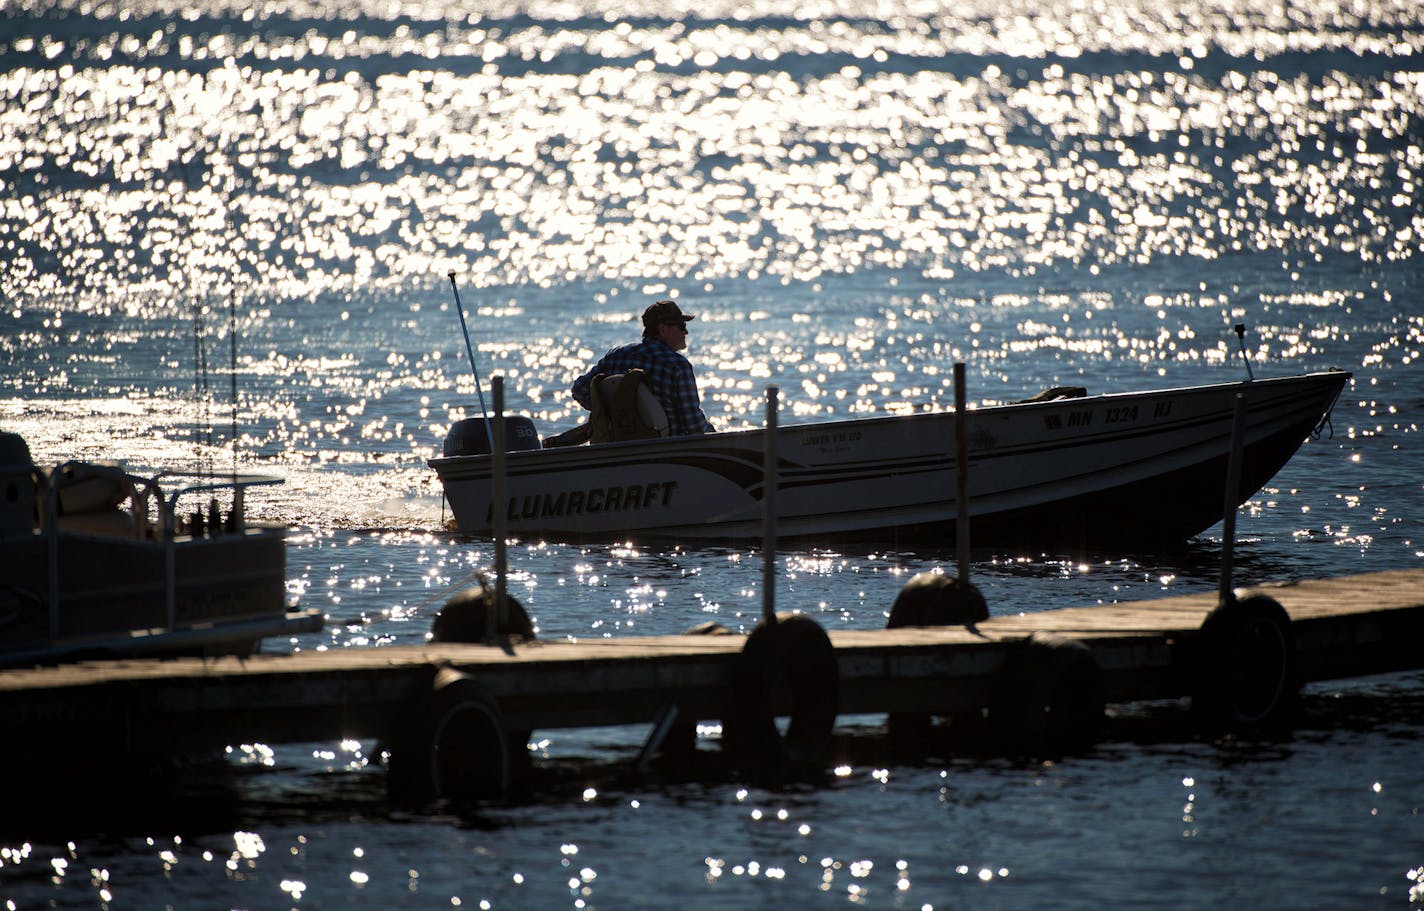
1 568 1420 762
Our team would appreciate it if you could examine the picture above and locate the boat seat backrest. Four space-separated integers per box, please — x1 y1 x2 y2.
53 461 134 515
589 370 670 443
1016 385 1088 404
46 461 146 537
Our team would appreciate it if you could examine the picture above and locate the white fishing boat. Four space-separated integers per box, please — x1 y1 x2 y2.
429 370 1349 547
0 432 324 668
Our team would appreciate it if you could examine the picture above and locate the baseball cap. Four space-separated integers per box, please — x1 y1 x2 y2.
641 300 696 331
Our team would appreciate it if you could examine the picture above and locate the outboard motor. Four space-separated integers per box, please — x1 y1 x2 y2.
443 415 543 457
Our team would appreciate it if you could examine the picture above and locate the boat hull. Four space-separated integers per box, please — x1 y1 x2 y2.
430 371 1350 547
0 527 321 664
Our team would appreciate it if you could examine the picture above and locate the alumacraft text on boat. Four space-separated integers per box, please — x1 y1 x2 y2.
485 481 678 522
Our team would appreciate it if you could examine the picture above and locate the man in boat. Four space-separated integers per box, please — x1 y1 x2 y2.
570 300 715 436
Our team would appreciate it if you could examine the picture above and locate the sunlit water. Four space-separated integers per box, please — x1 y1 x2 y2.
2 0 1423 907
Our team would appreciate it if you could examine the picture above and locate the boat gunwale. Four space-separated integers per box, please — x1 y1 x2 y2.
429 369 1352 473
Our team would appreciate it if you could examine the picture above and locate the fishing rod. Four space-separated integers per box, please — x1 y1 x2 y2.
446 271 493 441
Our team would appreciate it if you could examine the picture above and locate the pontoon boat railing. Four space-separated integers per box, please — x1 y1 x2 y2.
38 467 283 645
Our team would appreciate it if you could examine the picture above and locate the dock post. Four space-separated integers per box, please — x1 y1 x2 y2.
1191 386 1299 729
1218 391 1247 604
884 360 988 680
490 377 508 640
722 386 844 781
885 368 990 752
762 386 778 626
634 703 683 773
954 362 970 582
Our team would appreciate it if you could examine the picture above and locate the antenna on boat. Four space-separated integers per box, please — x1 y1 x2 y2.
446 271 493 442
1233 323 1255 382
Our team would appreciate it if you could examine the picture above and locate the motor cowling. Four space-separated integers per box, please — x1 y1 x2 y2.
442 416 543 457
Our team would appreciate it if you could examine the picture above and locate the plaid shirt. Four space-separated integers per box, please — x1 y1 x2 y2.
571 337 715 436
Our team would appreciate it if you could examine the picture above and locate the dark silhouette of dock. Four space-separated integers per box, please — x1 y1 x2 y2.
2 568 1420 801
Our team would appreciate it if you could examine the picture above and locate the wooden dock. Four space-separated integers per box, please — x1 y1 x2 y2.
2 567 1421 796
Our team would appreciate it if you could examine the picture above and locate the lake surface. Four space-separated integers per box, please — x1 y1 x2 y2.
2 0 1422 907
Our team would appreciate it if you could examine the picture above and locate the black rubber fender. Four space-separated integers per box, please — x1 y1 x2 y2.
887 572 988 627
431 582 536 643
1190 594 1299 729
885 572 986 750
723 614 839 778
387 666 511 805
429 585 535 780
985 633 1105 754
